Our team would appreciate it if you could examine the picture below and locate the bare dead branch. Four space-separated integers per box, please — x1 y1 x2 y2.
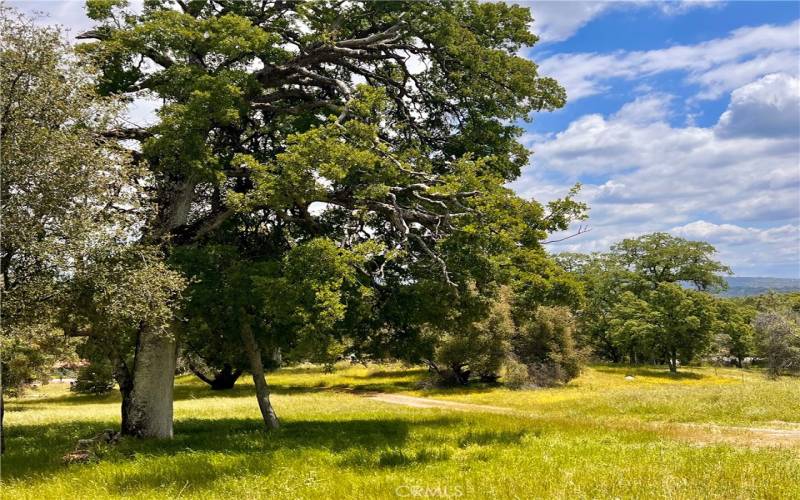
542 225 592 244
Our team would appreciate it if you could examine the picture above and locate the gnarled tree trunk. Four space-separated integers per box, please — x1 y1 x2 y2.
190 363 243 390
239 315 279 430
121 325 177 438
1 387 5 454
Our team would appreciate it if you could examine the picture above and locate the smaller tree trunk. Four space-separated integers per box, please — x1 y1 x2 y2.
1 388 5 454
119 379 135 435
111 355 135 435
240 318 279 430
189 363 214 386
423 358 441 375
272 348 282 366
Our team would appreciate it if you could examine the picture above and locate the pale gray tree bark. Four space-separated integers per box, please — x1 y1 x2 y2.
122 325 177 438
239 312 279 430
119 180 194 438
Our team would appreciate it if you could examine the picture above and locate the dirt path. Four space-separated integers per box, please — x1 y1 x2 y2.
364 392 800 448
367 393 514 413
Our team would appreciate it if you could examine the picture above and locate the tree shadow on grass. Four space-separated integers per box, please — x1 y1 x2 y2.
10 368 426 409
7 390 122 408
106 414 491 495
1 418 121 479
593 366 705 380
2 414 462 484
352 368 429 379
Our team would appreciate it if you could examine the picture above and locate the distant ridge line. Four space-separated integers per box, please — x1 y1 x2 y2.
720 276 800 297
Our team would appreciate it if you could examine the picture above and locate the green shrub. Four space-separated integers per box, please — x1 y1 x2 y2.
513 306 583 386
502 357 530 389
432 291 514 384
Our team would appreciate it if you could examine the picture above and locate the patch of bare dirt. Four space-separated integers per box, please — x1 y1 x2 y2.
366 393 513 413
670 423 800 448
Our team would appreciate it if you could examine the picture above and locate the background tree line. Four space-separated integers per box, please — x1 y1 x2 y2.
557 233 800 376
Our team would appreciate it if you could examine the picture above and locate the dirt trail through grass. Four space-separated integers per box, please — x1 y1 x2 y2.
367 393 515 412
365 392 800 448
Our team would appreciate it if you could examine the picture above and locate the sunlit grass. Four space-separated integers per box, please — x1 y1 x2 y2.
417 365 800 427
3 364 799 499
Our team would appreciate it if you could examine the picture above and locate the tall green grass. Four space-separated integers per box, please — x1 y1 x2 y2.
419 364 800 427
3 364 798 499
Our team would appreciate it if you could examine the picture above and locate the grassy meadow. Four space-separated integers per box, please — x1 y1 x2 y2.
3 364 799 499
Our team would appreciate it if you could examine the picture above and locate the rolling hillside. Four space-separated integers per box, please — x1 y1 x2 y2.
720 277 800 297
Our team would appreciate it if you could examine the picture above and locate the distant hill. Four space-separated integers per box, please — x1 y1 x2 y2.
719 277 800 297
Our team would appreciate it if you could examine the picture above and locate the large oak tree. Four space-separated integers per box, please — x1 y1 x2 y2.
79 0 581 436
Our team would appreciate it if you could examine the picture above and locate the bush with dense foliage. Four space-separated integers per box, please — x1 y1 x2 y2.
429 290 583 386
429 289 515 385
514 306 583 386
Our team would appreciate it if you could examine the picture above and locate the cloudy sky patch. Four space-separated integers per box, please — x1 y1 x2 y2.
520 1 800 278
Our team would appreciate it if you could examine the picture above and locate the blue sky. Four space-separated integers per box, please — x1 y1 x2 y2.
510 1 800 278
13 0 800 277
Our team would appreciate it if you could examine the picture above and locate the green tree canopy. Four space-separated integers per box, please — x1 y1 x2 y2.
610 233 731 291
609 283 717 372
77 0 584 434
0 7 175 449
558 233 732 369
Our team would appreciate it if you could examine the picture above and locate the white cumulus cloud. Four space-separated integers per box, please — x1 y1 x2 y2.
716 73 800 139
670 221 800 276
537 20 800 101
529 1 615 43
528 0 719 44
513 76 800 276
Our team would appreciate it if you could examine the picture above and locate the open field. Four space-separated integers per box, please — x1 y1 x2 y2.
4 364 800 499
